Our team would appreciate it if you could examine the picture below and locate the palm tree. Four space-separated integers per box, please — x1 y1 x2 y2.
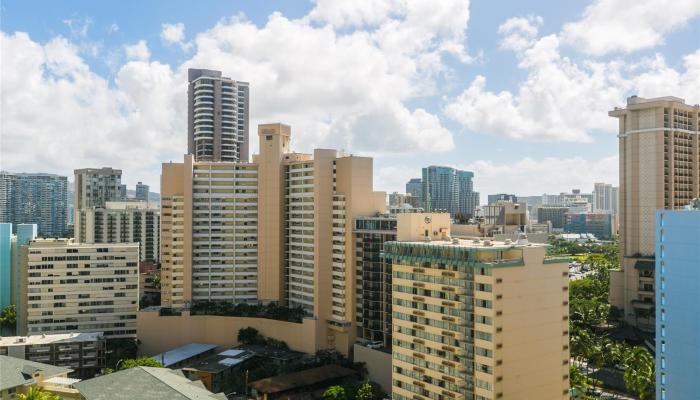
623 347 655 400
17 387 61 400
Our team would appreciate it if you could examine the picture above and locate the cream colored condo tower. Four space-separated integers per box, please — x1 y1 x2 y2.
160 123 386 353
609 96 700 331
387 213 570 400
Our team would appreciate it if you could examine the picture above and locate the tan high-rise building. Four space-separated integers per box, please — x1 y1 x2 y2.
388 213 570 400
74 167 124 238
609 96 700 331
160 123 386 353
19 239 139 338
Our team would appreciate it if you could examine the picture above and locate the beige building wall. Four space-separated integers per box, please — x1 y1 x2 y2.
389 214 569 400
353 344 392 394
256 123 291 303
610 96 699 330
137 311 320 356
160 161 186 307
20 239 139 338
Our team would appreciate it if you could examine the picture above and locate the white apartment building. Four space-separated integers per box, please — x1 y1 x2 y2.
19 239 139 338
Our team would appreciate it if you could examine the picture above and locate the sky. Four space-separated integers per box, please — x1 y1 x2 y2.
1 0 699 199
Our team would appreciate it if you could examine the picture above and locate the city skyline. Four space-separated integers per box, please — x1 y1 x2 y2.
2 1 698 196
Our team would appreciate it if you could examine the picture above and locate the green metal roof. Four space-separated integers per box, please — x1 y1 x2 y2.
0 355 72 391
74 367 227 400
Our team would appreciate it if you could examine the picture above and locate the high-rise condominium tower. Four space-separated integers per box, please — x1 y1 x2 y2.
187 68 250 163
422 166 479 220
0 172 68 237
609 95 700 331
74 167 124 238
388 214 570 400
160 123 387 354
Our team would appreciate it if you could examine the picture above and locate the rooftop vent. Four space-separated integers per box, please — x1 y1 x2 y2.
452 238 460 245
423 236 431 242
504 239 512 245
483 240 492 247
515 233 529 246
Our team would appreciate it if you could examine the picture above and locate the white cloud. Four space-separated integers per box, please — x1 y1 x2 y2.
562 0 700 56
375 155 619 197
444 15 700 143
2 3 471 190
63 16 93 38
0 32 184 191
160 22 191 51
108 23 120 34
463 155 619 197
124 40 150 61
187 6 466 154
498 15 542 51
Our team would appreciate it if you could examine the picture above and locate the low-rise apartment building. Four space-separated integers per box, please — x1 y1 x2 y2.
0 332 105 378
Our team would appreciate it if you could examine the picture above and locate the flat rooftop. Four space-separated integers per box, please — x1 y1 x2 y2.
151 343 218 367
184 348 255 374
0 332 104 347
250 364 357 394
392 237 547 250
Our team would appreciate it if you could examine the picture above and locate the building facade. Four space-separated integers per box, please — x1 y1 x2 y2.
135 182 149 201
0 332 106 378
161 123 386 355
537 206 569 229
609 96 700 331
564 212 613 240
187 68 250 163
487 194 517 205
74 167 124 237
0 223 11 311
19 239 139 338
405 178 422 207
354 214 398 349
656 206 700 400
78 201 160 262
0 172 68 237
422 166 479 220
387 213 570 400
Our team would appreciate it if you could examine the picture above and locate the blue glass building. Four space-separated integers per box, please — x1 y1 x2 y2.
0 172 67 237
0 223 12 310
656 208 700 400
421 166 479 220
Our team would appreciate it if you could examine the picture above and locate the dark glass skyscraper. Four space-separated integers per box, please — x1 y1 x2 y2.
421 166 479 221
0 172 68 237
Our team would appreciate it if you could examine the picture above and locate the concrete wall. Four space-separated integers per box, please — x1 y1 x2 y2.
353 344 391 394
137 311 321 356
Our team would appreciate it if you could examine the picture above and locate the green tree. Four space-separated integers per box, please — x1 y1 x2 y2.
569 365 589 398
323 385 347 400
0 304 17 329
17 387 61 400
624 347 655 400
355 381 378 400
237 327 264 345
118 357 164 370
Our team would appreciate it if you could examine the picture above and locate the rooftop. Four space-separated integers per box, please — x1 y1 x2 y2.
74 367 227 400
249 365 357 395
184 348 254 374
150 343 218 367
0 332 104 347
0 355 72 391
236 344 305 361
391 236 545 250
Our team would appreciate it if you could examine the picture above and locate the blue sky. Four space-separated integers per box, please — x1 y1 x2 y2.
1 0 699 198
